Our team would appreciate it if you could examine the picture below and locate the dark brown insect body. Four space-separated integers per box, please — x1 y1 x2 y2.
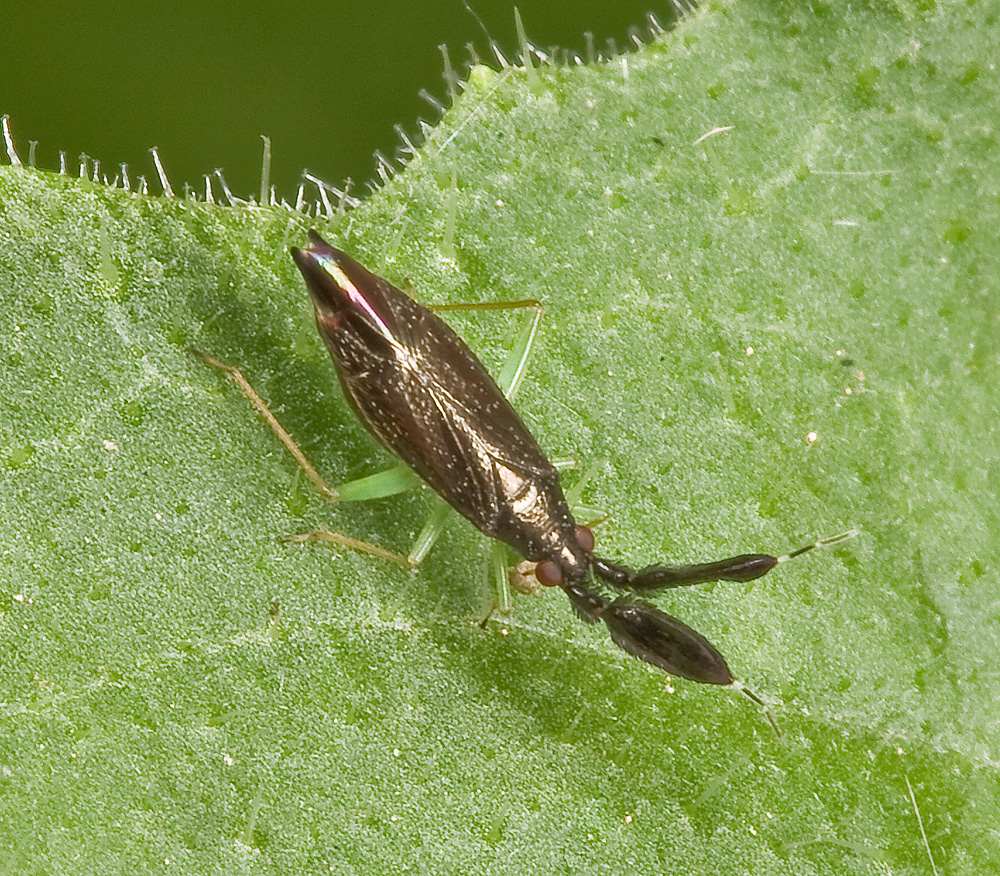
291 231 848 691
292 233 588 582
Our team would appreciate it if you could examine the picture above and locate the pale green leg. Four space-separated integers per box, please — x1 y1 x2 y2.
336 463 420 502
407 500 452 566
489 541 514 614
489 299 543 402
474 540 515 629
564 460 599 508
564 460 607 527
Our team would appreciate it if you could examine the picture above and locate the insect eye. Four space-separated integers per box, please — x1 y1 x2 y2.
574 525 595 554
535 560 563 587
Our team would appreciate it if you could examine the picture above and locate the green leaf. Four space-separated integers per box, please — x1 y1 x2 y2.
1 1 997 872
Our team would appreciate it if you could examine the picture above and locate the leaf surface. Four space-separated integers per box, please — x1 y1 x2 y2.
1 1 997 872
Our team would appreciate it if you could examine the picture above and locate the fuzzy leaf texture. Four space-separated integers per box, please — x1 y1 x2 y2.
0 0 997 872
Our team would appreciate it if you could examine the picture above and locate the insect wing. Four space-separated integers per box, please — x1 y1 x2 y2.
343 300 558 534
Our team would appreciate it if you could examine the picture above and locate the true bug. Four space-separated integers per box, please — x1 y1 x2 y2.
199 230 855 717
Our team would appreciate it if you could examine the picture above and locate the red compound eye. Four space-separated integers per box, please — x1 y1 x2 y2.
574 525 595 554
535 560 563 587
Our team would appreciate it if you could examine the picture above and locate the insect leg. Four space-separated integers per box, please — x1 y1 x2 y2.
592 529 859 592
489 541 514 612
335 463 421 501
406 499 452 566
282 530 413 569
556 460 607 525
195 350 418 567
561 458 608 528
562 459 597 508
193 350 337 501
290 471 444 570
478 541 514 629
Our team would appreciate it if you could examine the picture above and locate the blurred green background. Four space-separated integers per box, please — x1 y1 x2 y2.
1 0 672 199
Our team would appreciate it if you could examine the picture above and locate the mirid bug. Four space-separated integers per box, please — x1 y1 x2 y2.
199 230 856 719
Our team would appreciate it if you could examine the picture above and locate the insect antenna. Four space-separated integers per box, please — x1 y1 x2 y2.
562 574 787 734
591 528 860 592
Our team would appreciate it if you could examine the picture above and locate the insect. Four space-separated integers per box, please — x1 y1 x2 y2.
199 230 855 720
